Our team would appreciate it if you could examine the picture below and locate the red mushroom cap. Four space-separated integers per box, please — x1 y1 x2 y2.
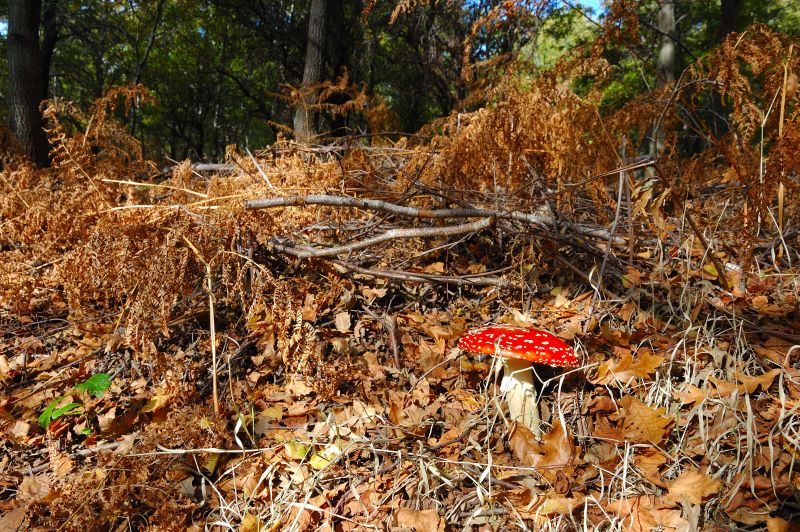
458 326 578 367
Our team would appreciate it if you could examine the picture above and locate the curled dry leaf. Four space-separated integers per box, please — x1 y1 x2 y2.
510 420 579 481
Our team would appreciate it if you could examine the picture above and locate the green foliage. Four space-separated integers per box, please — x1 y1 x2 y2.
38 397 82 429
74 372 113 398
38 373 112 429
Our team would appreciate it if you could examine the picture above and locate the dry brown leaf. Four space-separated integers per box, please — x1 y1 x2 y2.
710 369 781 396
733 369 782 393
394 508 443 532
334 311 351 333
766 516 792 532
673 384 708 407
0 506 26 530
536 494 585 516
634 447 668 488
665 469 721 504
17 475 51 502
530 419 578 470
591 351 664 386
617 395 673 445
510 420 578 479
603 495 687 532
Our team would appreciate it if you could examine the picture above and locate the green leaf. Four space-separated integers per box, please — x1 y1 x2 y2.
39 396 82 429
74 373 112 398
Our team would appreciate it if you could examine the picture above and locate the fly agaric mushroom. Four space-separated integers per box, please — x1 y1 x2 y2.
458 326 578 438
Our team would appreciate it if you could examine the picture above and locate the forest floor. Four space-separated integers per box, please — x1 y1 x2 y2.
1 138 798 531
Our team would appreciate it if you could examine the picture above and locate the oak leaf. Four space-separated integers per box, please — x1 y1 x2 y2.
617 395 673 445
665 469 721 504
592 352 664 386
709 369 781 396
672 384 708 407
510 420 578 479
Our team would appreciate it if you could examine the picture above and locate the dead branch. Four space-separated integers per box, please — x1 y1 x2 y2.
271 217 494 259
333 259 515 287
246 194 624 242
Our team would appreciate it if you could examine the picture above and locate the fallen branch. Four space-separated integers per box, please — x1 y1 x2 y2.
332 259 515 287
161 162 234 174
246 194 624 242
271 217 494 259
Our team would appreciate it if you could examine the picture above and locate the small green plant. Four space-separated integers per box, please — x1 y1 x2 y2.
74 373 112 398
38 373 112 429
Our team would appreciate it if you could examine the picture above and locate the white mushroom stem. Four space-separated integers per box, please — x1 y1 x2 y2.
500 358 541 438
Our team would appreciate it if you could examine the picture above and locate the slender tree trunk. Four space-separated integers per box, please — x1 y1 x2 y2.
656 0 676 86
7 0 51 167
652 0 676 159
293 0 327 143
710 0 742 138
717 0 742 42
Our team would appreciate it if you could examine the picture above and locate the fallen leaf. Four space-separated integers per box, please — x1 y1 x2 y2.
591 352 664 386
9 420 30 440
0 506 26 530
617 395 673 445
510 420 578 481
665 469 721 504
529 420 578 471
766 517 791 532
634 447 668 487
394 508 443 532
673 384 708 407
17 475 51 502
334 311 351 333
309 443 343 470
140 394 170 413
284 440 310 460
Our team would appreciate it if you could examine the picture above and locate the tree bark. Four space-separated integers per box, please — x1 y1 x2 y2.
656 0 676 86
710 0 742 138
7 0 51 167
652 0 676 158
293 0 327 143
717 0 742 41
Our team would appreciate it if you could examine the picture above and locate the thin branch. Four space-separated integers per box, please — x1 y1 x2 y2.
332 259 515 287
271 217 495 259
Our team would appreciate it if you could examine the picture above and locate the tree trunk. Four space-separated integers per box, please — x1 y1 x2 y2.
293 0 327 143
710 0 742 138
656 0 676 86
652 0 676 158
7 0 51 167
717 0 742 42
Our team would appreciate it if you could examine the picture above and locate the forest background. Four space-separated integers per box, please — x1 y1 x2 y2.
3 0 796 165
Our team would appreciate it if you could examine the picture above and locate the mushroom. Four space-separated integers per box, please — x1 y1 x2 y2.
458 326 578 438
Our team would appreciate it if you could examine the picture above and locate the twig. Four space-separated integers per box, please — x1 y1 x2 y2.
182 236 220 415
28 442 123 474
586 155 628 328
333 259 514 287
246 147 275 189
271 218 495 259
101 178 208 198
363 306 400 368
